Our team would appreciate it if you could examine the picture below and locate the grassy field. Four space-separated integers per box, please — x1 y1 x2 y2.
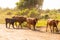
0 14 47 27
0 10 60 28
36 19 47 27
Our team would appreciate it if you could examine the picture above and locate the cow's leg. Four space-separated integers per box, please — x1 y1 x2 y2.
33 25 35 30
46 26 48 32
56 26 59 32
27 24 31 29
53 26 54 32
26 23 31 29
12 23 15 29
20 24 22 29
46 23 48 32
50 26 52 32
6 22 7 28
9 23 11 28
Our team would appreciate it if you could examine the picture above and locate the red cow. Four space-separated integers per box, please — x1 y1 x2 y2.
26 18 38 30
46 19 59 32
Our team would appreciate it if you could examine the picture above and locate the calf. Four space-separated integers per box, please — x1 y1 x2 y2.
46 19 59 32
26 18 38 30
5 18 15 28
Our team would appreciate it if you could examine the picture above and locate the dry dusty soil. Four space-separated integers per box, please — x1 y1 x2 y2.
0 24 60 40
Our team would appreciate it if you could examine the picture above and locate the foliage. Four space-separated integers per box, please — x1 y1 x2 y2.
44 14 49 19
0 7 60 27
44 9 50 13
57 9 60 13
27 8 40 18
16 0 44 9
36 19 47 27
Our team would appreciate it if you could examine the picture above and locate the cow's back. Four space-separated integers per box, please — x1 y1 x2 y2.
27 18 38 25
12 16 27 23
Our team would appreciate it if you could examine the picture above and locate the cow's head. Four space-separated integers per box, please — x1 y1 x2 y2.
55 20 60 25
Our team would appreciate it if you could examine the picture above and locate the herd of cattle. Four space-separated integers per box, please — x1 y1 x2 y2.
5 16 60 32
5 16 38 30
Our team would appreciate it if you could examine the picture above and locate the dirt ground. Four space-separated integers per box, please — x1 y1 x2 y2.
0 24 60 40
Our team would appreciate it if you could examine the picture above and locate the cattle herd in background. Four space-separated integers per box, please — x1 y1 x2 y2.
5 16 38 30
5 16 60 33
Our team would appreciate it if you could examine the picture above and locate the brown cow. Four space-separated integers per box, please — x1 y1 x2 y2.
26 18 38 30
46 19 59 32
5 18 15 28
12 16 27 28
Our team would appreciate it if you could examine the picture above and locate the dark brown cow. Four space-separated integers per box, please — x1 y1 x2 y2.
12 16 27 28
46 19 59 32
26 18 38 30
5 18 15 28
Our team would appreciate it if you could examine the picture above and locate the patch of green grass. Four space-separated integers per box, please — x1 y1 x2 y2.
36 19 47 27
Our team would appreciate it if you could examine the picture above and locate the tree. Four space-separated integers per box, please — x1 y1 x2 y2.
57 9 60 13
16 0 44 9
45 9 50 13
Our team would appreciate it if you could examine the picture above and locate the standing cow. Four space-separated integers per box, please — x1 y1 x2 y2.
46 19 59 32
12 16 27 28
5 18 15 28
26 18 38 30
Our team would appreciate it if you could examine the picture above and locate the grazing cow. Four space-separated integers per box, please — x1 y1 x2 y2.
12 16 27 28
5 18 15 28
26 18 38 30
46 19 59 32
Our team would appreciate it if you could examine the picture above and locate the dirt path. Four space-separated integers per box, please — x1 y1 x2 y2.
0 24 60 40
